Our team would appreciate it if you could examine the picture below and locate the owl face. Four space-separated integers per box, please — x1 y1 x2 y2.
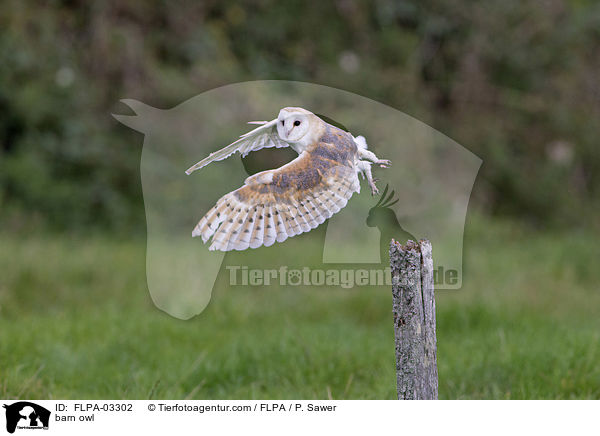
277 108 312 143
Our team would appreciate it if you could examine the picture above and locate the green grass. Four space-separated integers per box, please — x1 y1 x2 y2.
1 215 599 399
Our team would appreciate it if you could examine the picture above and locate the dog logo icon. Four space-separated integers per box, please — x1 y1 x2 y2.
3 402 50 434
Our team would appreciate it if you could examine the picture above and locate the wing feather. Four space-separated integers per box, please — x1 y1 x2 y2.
274 206 289 243
263 207 278 247
225 206 251 251
185 119 288 174
211 204 243 251
249 204 265 249
237 207 257 250
282 203 301 237
305 195 326 225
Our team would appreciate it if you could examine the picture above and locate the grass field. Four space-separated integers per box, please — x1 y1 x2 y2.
1 214 599 399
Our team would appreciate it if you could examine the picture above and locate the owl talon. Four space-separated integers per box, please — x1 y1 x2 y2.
377 159 392 168
369 178 380 195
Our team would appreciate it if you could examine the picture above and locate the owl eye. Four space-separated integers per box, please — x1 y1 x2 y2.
294 120 301 126
280 120 284 125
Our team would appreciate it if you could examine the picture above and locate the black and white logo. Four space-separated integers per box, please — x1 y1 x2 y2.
3 402 50 434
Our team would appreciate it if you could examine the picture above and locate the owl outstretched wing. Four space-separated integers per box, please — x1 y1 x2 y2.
185 119 289 174
193 142 361 251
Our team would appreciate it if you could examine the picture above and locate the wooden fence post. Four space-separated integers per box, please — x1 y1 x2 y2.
389 239 438 400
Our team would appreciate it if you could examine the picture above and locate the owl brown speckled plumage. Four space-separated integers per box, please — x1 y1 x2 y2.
186 107 391 251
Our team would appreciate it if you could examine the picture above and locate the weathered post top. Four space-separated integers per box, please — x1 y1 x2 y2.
389 239 438 400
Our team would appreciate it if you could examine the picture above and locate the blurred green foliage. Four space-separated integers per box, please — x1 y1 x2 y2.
1 0 599 232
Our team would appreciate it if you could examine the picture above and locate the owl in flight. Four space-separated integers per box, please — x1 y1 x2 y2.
186 107 391 251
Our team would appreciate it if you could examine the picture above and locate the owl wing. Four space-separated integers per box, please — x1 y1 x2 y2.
185 119 289 175
192 141 361 251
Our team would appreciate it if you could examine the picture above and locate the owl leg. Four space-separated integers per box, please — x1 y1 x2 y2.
357 160 379 195
357 147 392 168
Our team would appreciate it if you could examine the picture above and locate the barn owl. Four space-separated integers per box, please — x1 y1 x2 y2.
186 107 391 251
